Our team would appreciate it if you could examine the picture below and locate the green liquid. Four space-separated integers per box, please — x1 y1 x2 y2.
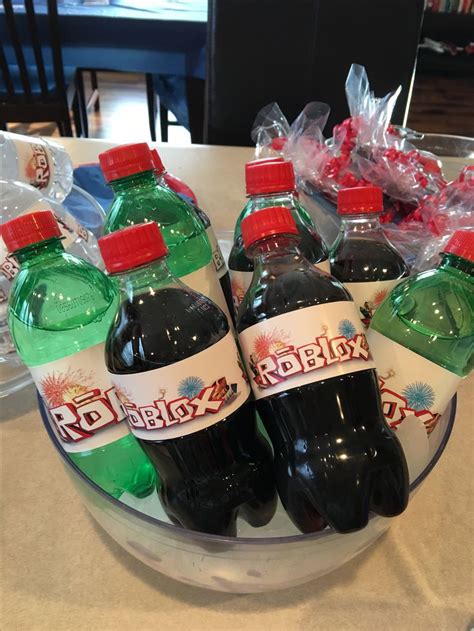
370 253 474 377
104 170 212 278
9 238 156 499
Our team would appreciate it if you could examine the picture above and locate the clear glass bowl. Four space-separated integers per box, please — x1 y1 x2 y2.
38 394 456 593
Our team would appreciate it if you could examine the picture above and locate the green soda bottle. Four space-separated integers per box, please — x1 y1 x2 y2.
367 230 473 482
4 210 156 499
149 148 234 319
228 158 329 312
99 143 232 322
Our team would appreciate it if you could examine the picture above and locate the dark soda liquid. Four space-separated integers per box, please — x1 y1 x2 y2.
218 270 234 321
194 205 235 319
106 287 277 536
330 237 409 282
237 258 409 533
229 228 328 274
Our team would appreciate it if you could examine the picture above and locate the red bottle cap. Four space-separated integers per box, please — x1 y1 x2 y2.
2 210 61 252
337 186 383 215
443 230 474 263
99 143 155 182
99 222 168 273
245 159 295 196
150 148 165 175
241 206 298 249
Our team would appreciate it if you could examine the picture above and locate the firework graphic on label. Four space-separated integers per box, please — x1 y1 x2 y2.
402 382 435 412
359 289 390 326
338 319 357 339
40 367 94 407
252 328 290 360
231 279 246 309
115 383 133 407
178 376 205 399
248 328 291 383
373 288 388 307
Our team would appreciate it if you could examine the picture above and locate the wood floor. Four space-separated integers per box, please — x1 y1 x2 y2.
8 70 474 141
408 74 474 137
9 72 191 144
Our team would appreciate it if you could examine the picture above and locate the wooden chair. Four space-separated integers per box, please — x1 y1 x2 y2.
147 73 204 143
204 0 424 146
0 0 87 136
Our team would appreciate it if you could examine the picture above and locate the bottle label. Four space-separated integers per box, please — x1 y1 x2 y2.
181 261 233 324
366 329 462 481
0 204 89 282
239 301 375 400
205 226 227 279
30 343 130 453
344 279 403 327
109 332 251 441
230 259 331 313
10 134 55 195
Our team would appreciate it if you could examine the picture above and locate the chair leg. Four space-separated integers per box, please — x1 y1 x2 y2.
145 73 157 142
159 102 169 143
75 72 89 138
90 70 100 111
186 77 204 144
72 93 83 138
57 117 73 137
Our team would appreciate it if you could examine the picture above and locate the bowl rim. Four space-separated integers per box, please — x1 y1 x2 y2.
38 392 456 546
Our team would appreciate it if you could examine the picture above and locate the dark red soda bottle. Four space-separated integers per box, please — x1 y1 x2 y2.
229 159 329 312
330 186 409 327
236 206 409 534
99 222 277 536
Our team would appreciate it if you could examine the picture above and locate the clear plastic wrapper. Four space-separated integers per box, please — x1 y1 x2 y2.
251 103 290 159
249 65 472 270
252 64 448 213
411 166 474 271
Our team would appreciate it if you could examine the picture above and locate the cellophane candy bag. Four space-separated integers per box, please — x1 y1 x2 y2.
251 103 291 159
410 166 474 271
253 65 448 218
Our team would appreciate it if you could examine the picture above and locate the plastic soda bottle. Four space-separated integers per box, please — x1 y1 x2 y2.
0 179 101 397
100 221 277 536
149 148 233 318
330 186 409 327
367 229 474 481
0 131 73 201
229 159 329 312
100 143 232 323
236 206 408 534
150 147 198 205
4 210 156 499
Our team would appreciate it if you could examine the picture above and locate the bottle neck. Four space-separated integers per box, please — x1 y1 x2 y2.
438 252 474 278
154 170 167 186
248 234 305 275
112 256 176 299
13 237 65 268
338 213 386 241
109 170 158 194
249 189 295 209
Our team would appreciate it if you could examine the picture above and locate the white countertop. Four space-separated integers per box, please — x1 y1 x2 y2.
1 139 473 630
